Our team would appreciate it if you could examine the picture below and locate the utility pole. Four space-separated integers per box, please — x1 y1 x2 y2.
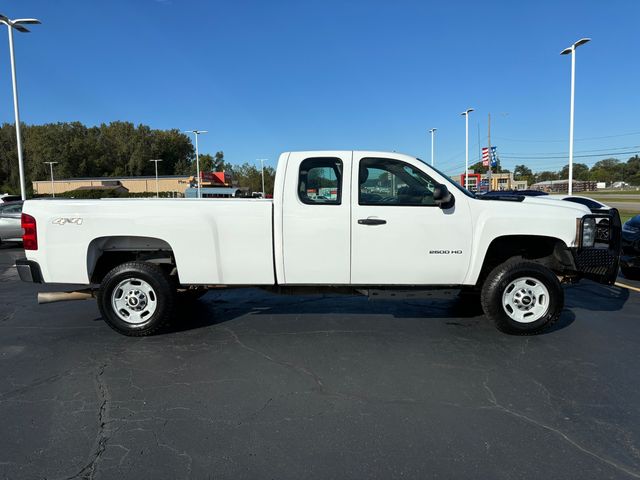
44 161 57 197
487 113 492 191
477 123 481 169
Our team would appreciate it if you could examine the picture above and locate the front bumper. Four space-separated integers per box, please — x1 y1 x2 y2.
15 258 43 283
571 209 622 285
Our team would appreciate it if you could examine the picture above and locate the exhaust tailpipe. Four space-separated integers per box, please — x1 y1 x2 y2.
38 289 95 305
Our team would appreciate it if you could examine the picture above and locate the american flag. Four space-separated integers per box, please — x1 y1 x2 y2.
482 147 490 167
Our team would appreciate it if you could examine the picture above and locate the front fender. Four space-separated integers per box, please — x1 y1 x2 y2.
463 200 581 285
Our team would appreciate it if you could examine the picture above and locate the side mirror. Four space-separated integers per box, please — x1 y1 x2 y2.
433 184 455 209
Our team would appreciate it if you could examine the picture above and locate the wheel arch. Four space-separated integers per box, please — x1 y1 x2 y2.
87 236 176 284
473 235 574 287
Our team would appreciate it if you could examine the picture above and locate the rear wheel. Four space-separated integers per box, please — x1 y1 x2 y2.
481 260 563 335
97 262 176 336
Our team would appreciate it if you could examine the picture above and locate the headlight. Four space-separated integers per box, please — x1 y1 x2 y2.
582 218 596 247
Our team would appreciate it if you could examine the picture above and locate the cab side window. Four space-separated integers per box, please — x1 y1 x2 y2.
359 158 437 206
298 158 343 205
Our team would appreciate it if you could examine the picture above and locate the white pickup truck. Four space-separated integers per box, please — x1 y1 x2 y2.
16 151 621 336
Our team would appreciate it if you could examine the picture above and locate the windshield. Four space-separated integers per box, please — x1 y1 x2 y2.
415 158 476 199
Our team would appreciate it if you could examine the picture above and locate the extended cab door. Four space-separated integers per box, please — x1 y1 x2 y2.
350 153 472 285
280 151 352 284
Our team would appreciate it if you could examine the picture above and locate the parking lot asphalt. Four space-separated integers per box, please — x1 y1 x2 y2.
1 244 640 479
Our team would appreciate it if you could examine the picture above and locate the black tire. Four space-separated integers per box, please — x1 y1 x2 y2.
621 265 640 281
97 261 176 336
481 260 564 335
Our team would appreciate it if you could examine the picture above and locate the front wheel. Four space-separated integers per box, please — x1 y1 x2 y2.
97 261 176 336
481 260 564 335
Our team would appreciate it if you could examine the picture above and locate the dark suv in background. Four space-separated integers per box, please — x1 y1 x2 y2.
621 215 640 280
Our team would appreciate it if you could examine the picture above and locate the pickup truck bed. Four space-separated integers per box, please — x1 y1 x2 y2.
23 198 275 285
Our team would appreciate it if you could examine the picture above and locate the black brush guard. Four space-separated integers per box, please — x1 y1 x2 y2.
573 208 622 285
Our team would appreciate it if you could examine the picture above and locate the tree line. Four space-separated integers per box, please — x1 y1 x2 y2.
8 120 634 194
467 155 640 186
512 157 640 186
0 121 276 195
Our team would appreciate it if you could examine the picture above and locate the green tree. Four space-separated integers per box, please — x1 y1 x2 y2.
560 163 590 181
623 155 640 185
0 121 197 194
230 162 276 194
590 158 623 184
198 151 226 173
468 157 506 174
535 171 559 182
513 164 535 186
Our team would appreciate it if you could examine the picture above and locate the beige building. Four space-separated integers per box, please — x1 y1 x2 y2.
456 172 528 192
33 176 192 196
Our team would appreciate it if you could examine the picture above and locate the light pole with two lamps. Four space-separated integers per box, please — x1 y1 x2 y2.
0 13 41 201
561 38 591 196
184 130 208 198
43 161 57 198
149 159 163 198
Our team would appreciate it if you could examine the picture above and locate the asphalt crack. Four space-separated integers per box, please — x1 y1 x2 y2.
482 376 640 479
222 326 325 391
221 326 420 405
65 362 111 480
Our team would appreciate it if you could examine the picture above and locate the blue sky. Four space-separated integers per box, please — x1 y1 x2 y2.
0 0 638 175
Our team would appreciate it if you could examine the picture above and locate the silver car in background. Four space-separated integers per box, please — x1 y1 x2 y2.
0 201 23 244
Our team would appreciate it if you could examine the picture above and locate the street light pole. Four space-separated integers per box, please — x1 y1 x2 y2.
461 108 474 190
0 14 41 201
428 128 437 166
257 159 268 196
149 159 162 198
44 161 57 198
561 38 590 196
184 130 208 198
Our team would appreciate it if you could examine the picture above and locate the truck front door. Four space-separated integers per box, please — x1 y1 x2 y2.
350 154 472 285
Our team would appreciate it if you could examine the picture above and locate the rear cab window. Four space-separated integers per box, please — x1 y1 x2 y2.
298 157 343 205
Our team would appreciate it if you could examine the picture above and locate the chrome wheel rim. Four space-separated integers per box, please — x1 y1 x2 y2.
502 276 549 324
111 278 157 324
